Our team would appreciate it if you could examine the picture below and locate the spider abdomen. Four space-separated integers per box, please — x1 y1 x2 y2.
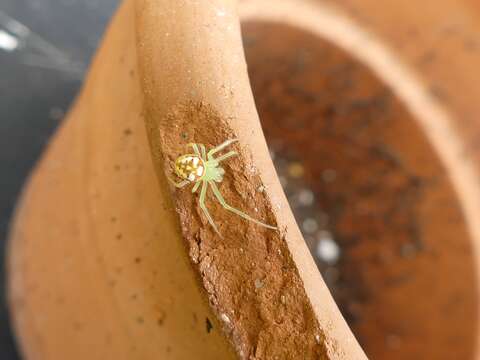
174 154 205 182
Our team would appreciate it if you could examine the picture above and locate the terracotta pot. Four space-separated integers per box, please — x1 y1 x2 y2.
8 0 480 359
7 0 365 358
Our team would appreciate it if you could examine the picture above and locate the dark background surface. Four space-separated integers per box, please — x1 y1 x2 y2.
0 1 118 357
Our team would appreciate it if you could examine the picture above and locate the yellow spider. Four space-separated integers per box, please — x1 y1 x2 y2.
169 139 277 234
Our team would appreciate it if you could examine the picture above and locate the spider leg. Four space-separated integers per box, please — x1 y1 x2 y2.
214 150 237 163
168 178 190 188
209 181 277 230
187 143 201 156
199 181 221 235
199 144 207 160
207 139 238 159
192 181 201 193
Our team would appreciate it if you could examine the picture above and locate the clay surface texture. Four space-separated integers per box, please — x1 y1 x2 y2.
156 102 328 359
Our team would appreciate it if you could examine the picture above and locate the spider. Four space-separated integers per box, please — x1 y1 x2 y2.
169 139 277 234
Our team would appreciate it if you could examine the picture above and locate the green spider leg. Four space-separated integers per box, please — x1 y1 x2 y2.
191 181 201 193
169 178 190 188
214 150 237 163
199 180 220 235
187 143 201 156
207 139 237 160
209 181 277 230
199 144 207 160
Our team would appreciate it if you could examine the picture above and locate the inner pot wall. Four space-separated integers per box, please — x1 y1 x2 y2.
243 20 478 360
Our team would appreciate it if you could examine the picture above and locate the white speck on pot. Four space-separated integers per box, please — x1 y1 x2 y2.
315 334 321 344
220 313 231 324
254 279 264 289
280 295 286 304
258 184 266 193
316 231 340 264
302 218 318 234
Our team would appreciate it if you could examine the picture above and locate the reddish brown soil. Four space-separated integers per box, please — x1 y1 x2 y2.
155 103 328 359
243 21 478 360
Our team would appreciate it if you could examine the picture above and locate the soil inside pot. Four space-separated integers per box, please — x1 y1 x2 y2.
243 21 478 360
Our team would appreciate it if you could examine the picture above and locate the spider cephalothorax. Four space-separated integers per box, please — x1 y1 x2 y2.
169 139 276 234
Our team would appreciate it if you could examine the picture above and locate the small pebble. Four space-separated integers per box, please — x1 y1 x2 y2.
298 189 315 206
316 232 340 264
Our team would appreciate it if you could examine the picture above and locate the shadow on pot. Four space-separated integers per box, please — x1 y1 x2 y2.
243 21 477 360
